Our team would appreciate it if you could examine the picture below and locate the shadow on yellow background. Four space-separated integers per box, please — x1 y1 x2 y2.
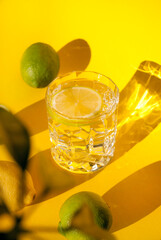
58 39 91 75
28 149 96 203
102 161 161 232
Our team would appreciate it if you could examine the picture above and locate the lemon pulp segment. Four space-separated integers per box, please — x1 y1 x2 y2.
52 87 102 119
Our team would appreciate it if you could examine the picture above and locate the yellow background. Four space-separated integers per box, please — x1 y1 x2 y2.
0 0 161 239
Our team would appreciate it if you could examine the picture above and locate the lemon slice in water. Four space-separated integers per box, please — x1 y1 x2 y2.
52 87 102 119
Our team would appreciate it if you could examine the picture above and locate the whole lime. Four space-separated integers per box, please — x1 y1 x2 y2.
58 191 112 240
20 42 60 88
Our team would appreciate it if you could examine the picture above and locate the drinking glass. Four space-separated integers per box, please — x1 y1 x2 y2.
46 71 119 173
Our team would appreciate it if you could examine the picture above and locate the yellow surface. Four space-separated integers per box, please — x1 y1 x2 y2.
0 1 161 240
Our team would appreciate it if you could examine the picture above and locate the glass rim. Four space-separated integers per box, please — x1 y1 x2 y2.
47 70 119 95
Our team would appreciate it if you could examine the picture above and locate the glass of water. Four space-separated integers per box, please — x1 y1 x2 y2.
46 71 119 173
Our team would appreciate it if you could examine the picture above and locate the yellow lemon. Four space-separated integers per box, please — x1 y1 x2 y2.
53 87 102 119
0 161 36 212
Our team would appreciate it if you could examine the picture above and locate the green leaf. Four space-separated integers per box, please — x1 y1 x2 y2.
0 106 30 170
0 198 10 214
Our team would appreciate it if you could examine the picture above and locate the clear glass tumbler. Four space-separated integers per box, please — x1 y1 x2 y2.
46 71 119 173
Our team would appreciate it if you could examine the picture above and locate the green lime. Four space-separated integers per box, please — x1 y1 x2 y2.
20 42 60 88
58 191 112 240
58 224 96 240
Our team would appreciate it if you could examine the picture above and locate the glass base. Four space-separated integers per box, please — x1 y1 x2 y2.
51 147 112 173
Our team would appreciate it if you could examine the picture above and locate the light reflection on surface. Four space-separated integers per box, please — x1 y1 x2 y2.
113 61 161 160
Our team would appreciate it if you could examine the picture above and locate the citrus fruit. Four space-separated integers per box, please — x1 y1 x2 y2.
59 225 96 240
58 191 112 240
53 87 102 119
20 42 59 88
0 161 36 211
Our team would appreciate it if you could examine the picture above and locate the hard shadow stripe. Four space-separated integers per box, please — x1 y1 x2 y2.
103 161 161 232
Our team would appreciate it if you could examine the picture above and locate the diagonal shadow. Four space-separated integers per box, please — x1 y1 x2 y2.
102 161 161 233
16 39 91 136
113 60 161 161
28 149 97 203
16 99 47 136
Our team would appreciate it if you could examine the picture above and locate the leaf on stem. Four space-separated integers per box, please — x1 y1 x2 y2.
0 106 30 170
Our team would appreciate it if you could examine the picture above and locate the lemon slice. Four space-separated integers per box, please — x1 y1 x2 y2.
52 87 102 119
